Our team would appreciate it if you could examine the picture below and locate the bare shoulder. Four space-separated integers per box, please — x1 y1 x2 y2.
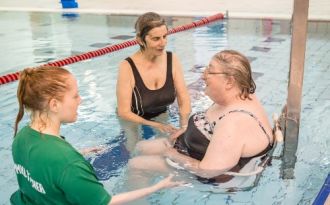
214 112 247 136
215 107 272 143
118 59 134 77
215 109 260 131
117 59 135 86
171 52 181 65
170 53 183 78
119 59 132 71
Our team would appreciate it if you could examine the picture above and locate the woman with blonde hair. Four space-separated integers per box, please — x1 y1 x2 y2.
129 50 274 183
11 66 180 205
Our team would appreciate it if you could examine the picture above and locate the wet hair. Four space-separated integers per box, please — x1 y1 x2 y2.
213 50 256 100
135 12 167 50
14 66 71 137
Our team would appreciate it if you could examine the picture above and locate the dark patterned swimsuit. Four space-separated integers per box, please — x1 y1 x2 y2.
174 109 273 183
126 51 176 119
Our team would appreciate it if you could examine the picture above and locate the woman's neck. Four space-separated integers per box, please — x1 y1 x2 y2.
30 114 61 138
215 92 252 108
138 49 159 62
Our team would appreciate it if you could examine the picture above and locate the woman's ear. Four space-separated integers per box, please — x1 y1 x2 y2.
136 36 143 46
225 76 235 90
137 36 147 49
49 98 59 113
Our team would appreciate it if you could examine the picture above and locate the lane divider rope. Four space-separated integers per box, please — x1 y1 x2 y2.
0 13 224 85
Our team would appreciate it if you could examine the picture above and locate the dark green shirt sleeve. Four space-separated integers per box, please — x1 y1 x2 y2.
58 160 111 205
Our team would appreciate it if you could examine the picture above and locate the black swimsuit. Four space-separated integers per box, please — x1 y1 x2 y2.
174 109 273 183
126 51 176 119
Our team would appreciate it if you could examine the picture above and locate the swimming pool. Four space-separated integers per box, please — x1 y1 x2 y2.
0 11 329 204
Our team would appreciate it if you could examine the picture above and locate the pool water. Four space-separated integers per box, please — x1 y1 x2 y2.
0 11 329 205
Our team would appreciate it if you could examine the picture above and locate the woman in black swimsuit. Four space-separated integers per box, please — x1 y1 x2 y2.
116 12 191 134
129 50 273 183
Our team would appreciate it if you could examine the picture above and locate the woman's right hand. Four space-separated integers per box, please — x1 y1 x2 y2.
153 122 178 133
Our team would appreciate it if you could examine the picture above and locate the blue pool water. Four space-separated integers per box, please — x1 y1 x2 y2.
0 11 330 204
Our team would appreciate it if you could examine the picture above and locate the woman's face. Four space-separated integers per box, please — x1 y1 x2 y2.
143 25 168 55
57 74 81 123
202 59 228 100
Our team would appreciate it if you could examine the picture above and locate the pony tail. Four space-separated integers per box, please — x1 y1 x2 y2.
13 69 31 137
14 103 24 137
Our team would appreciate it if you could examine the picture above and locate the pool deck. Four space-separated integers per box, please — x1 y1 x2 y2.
0 0 329 20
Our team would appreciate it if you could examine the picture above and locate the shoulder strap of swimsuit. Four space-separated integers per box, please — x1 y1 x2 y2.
125 57 146 90
218 109 272 144
166 51 173 80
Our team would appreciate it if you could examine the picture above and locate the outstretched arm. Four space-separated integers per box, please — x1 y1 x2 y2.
109 174 181 205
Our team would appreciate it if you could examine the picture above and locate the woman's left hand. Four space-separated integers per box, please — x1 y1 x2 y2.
168 128 185 143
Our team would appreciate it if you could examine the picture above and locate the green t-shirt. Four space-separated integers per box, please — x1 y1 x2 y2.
11 126 111 205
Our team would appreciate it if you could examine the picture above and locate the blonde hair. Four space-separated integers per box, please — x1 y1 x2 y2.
213 50 256 100
14 66 71 136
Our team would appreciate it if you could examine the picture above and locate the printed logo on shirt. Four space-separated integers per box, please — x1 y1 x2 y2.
14 163 46 194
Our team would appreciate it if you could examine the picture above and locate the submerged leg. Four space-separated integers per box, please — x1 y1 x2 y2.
135 138 170 155
118 118 140 152
124 155 171 205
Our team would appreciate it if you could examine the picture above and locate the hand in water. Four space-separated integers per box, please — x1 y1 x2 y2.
80 145 107 156
168 129 185 143
154 174 185 190
154 122 178 133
